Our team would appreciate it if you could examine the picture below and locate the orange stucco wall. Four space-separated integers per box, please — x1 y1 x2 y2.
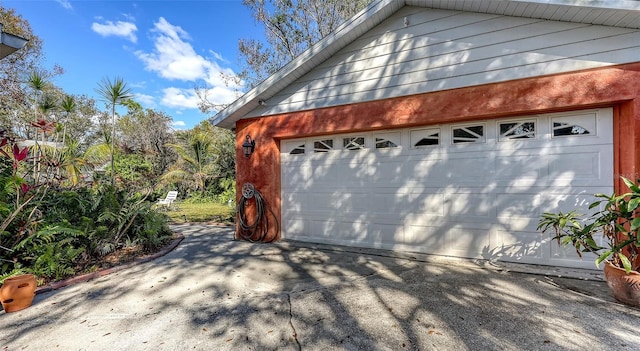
235 63 640 242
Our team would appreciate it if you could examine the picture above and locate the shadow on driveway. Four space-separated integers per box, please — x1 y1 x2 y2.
1 223 638 350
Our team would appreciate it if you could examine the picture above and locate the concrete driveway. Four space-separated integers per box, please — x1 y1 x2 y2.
1 223 639 350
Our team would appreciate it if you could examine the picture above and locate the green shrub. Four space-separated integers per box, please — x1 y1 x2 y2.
1 123 174 283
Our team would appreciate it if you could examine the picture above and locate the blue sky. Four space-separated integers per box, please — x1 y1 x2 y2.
3 0 265 129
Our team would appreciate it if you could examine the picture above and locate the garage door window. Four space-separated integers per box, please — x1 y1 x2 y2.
289 143 306 155
411 128 440 147
375 132 400 149
452 124 485 144
343 137 365 150
552 114 595 137
499 120 536 141
314 139 333 153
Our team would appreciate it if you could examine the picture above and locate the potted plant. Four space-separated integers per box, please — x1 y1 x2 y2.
538 177 640 306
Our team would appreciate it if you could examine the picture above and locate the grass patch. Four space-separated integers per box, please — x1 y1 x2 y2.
164 202 235 223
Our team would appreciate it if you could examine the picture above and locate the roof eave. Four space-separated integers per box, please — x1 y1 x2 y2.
210 0 405 129
0 25 28 60
211 0 640 130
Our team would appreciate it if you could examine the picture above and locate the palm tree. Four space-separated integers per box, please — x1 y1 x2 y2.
95 77 132 186
162 128 216 193
58 95 75 147
58 138 88 187
27 70 47 174
27 70 46 123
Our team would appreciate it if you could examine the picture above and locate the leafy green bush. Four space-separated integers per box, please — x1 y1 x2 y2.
113 153 154 190
1 129 173 283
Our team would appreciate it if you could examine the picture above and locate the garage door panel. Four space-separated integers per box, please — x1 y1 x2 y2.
540 189 611 213
306 191 369 213
283 218 308 237
496 189 610 223
446 157 494 181
410 159 446 177
495 216 536 232
309 220 403 246
283 192 307 212
493 230 546 261
496 193 544 219
548 151 604 182
338 192 370 212
282 164 310 189
371 188 446 216
369 223 404 245
310 162 343 185
310 219 343 240
405 225 447 249
495 155 545 180
445 227 492 257
405 190 446 216
447 191 495 218
549 241 597 267
371 191 403 214
281 108 613 269
370 161 403 183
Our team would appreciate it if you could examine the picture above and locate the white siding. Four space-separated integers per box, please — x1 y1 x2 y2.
249 7 640 118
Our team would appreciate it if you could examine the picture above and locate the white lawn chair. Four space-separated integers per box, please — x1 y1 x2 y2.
157 191 178 210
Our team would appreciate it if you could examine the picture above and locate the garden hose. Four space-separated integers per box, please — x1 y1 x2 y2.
236 183 279 243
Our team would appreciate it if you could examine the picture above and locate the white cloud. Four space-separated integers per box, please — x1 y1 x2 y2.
172 120 186 127
135 18 204 80
160 87 200 109
92 20 138 43
195 86 240 107
56 0 72 10
135 93 155 107
134 17 242 111
209 50 228 63
123 13 136 21
130 81 147 89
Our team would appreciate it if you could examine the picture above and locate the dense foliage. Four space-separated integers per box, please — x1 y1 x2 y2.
0 129 173 283
161 121 235 203
0 6 237 285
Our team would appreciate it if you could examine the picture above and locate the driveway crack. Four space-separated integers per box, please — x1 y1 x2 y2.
288 293 302 351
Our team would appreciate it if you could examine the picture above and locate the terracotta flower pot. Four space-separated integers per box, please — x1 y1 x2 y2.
0 274 37 313
603 261 640 307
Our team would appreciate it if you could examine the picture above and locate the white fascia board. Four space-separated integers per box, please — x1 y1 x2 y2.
210 0 405 129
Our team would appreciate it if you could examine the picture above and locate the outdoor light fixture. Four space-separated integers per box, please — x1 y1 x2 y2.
242 135 255 158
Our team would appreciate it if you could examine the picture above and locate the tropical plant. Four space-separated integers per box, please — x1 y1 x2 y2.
118 100 177 177
538 177 640 273
58 94 75 146
113 154 154 190
161 122 234 196
0 128 62 279
95 76 132 186
1 127 172 283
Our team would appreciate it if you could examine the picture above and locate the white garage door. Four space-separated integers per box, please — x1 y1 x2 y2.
281 109 613 269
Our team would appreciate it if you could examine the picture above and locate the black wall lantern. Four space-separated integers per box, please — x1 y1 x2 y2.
242 135 255 158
